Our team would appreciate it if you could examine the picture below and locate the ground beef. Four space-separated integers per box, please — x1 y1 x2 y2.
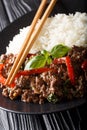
0 46 87 104
68 46 87 77
0 54 16 78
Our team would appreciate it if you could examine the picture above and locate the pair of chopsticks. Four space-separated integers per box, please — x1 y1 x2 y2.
5 0 57 85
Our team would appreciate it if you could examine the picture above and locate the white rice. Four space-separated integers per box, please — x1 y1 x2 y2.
6 12 87 54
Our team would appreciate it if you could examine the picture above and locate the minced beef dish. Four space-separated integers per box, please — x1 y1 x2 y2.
0 45 87 104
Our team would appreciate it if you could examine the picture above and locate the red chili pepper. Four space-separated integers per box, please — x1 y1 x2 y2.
0 74 15 88
0 64 4 71
52 57 75 85
65 56 75 85
81 60 87 70
0 66 51 88
16 67 52 77
9 83 16 88
0 64 15 88
0 63 15 87
0 74 6 84
0 64 5 84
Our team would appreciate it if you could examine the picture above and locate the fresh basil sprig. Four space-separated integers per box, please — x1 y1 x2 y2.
51 44 70 58
24 44 70 70
24 50 52 70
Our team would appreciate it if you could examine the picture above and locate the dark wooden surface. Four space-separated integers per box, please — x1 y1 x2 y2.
0 0 87 130
0 0 87 31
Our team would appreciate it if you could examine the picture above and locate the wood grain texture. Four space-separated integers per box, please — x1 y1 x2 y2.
2 0 41 22
0 0 87 130
0 0 9 31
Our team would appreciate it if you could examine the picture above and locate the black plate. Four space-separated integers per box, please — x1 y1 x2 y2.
0 11 86 114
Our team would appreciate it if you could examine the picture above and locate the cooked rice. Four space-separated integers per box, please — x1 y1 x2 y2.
6 12 87 54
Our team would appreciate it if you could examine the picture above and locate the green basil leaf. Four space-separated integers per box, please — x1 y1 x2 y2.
47 56 52 65
51 44 70 58
24 44 70 70
24 55 46 70
41 50 50 58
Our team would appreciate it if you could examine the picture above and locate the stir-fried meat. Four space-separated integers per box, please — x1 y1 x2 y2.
0 46 87 104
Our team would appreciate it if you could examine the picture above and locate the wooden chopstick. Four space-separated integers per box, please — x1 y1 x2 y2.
5 0 47 85
5 0 57 85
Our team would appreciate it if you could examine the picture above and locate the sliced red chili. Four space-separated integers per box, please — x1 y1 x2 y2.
0 64 6 84
0 74 15 88
65 56 75 85
0 64 4 71
0 64 15 88
16 67 52 77
9 83 16 88
0 66 52 88
0 74 6 84
52 56 75 85
81 60 87 70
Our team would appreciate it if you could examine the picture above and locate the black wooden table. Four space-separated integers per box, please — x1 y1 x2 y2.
0 0 87 130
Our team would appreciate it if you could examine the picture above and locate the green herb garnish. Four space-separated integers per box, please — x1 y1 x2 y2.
24 50 52 70
51 44 70 58
24 44 70 70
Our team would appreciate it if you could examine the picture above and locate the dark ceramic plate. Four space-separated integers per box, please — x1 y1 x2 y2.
0 11 86 114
